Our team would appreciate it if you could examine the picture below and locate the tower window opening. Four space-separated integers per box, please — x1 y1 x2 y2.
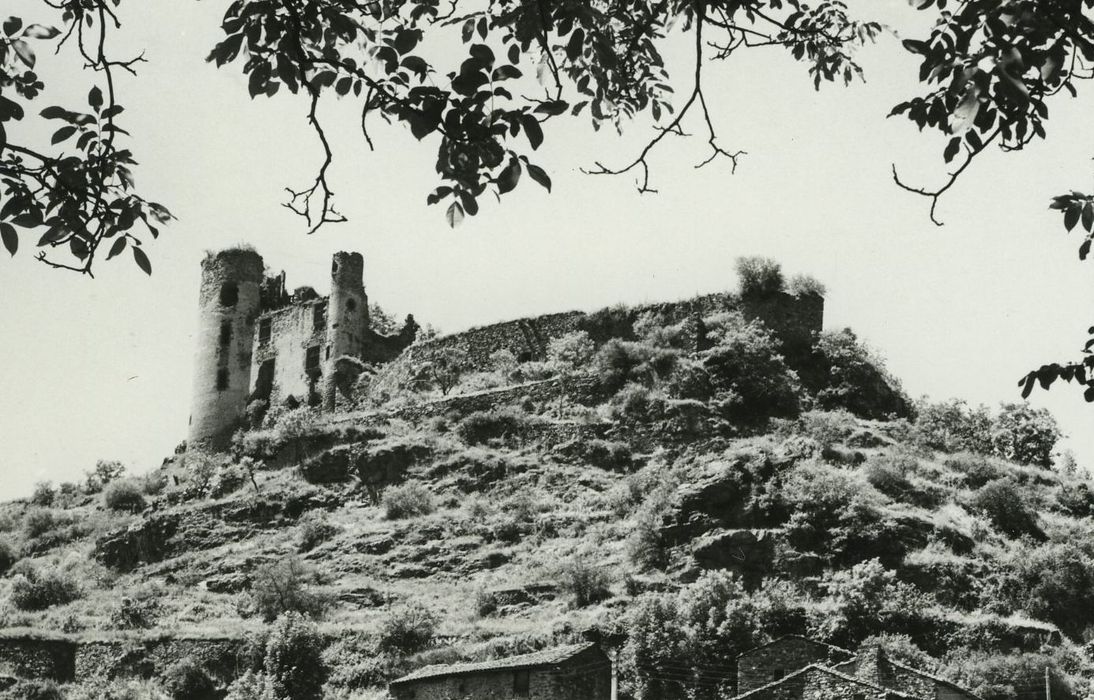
259 318 272 344
513 670 530 696
313 303 326 331
305 345 321 376
346 298 357 312
219 321 232 347
216 368 229 391
220 282 239 307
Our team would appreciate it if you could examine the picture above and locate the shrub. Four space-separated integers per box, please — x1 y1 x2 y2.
607 383 667 424
808 559 931 648
297 511 339 552
103 479 147 512
30 482 55 507
701 312 802 423
23 508 58 538
163 658 219 700
263 612 328 700
249 558 329 622
595 339 680 394
805 330 912 419
223 670 273 700
455 407 529 445
941 650 1080 700
110 593 161 629
85 459 126 494
9 566 82 610
991 403 1061 469
559 556 613 608
628 481 676 570
559 439 633 471
864 453 918 501
378 603 438 656
912 399 993 454
944 452 1003 489
970 479 1041 539
381 482 434 520
788 273 826 297
56 481 81 507
475 589 499 617
0 680 64 700
735 256 784 297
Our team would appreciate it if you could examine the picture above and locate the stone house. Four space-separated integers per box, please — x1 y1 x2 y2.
733 637 981 700
388 643 611 700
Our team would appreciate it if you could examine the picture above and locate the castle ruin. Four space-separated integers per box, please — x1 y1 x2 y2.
188 249 418 449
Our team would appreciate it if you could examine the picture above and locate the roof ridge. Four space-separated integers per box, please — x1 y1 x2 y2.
882 656 984 700
390 642 597 686
734 634 854 660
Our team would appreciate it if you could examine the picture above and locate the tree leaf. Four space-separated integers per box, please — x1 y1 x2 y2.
497 159 521 194
51 125 77 145
3 17 22 37
1083 202 1094 232
521 114 543 150
22 24 59 39
12 39 34 68
0 222 16 256
446 201 464 228
1065 206 1081 232
132 245 151 275
89 86 103 112
106 236 127 260
526 163 552 192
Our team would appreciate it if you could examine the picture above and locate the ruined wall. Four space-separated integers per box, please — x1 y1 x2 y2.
252 299 328 407
0 636 75 681
737 638 847 695
74 637 244 681
406 291 823 373
189 249 265 449
800 669 891 700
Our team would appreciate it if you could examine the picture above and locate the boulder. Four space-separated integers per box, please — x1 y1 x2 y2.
691 528 780 586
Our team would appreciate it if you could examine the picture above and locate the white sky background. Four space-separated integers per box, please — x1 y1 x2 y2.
0 0 1092 499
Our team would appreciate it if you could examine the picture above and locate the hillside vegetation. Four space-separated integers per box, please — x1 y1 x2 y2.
0 260 1089 700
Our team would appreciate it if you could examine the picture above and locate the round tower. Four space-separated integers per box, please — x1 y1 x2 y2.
188 248 264 450
323 252 368 409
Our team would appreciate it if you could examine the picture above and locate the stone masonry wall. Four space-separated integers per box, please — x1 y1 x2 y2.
0 636 75 681
252 299 327 407
737 638 847 695
800 669 892 700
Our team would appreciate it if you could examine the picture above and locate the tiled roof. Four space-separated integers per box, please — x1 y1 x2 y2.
390 643 597 686
736 634 853 659
731 664 927 700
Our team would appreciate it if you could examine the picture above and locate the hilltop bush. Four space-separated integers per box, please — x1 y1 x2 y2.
103 479 147 512
30 482 56 507
805 329 912 419
735 256 784 297
970 479 1042 540
700 312 802 423
163 658 219 700
9 566 82 610
912 399 993 454
991 403 1061 469
249 558 329 622
378 603 438 656
455 406 530 446
297 511 339 552
382 482 435 520
788 273 826 297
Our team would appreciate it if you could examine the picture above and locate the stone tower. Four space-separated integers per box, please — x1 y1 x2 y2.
322 252 368 409
188 248 264 449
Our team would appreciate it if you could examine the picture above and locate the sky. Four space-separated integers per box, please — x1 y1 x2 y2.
1 1 1092 500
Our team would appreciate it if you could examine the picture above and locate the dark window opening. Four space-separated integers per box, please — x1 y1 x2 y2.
513 669 530 696
325 346 331 360
346 298 357 312
517 351 533 363
771 669 785 682
220 282 238 307
254 359 275 401
216 368 229 391
851 694 865 700
313 303 326 331
305 345 321 376
219 321 232 347
259 318 272 345
332 259 338 274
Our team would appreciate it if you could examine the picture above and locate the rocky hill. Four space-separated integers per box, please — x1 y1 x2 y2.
0 278 1091 700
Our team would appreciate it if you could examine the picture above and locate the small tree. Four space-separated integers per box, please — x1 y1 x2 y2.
264 612 328 700
991 402 1061 469
547 330 596 416
422 346 470 395
250 558 329 622
378 603 438 656
85 460 126 494
735 257 785 297
30 482 56 507
103 479 147 512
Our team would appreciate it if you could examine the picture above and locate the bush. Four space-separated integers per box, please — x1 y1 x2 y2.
475 589 499 617
85 459 126 494
788 273 826 297
0 538 17 576
864 453 918 501
381 482 434 520
944 452 1003 489
735 256 784 297
9 566 82 610
110 593 161 629
249 558 329 622
628 481 676 570
103 479 147 512
808 559 931 648
163 658 219 700
0 680 64 700
30 482 55 507
805 330 912 419
941 650 1080 700
912 399 993 454
559 556 613 608
378 603 438 656
455 407 529 446
970 479 1041 539
991 403 1061 469
297 511 339 552
263 612 328 700
559 439 633 471
23 508 60 538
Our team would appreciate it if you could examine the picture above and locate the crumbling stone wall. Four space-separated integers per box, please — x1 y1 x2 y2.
799 668 892 700
251 299 328 407
74 637 244 681
406 291 823 373
0 636 75 681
